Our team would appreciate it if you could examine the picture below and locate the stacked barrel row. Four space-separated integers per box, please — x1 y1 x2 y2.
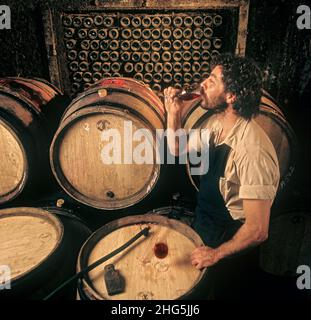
62 13 225 96
0 77 205 299
0 77 297 210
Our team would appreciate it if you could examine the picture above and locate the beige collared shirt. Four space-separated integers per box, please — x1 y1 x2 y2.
197 114 280 221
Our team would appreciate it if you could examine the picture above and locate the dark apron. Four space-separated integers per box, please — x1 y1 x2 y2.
192 137 260 299
193 137 242 248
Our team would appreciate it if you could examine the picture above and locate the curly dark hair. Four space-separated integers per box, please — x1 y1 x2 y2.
210 54 263 120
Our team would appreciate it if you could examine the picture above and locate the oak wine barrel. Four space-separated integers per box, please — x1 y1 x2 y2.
182 90 297 193
260 210 311 277
0 206 91 299
77 214 208 300
50 77 165 210
258 210 311 300
0 77 68 204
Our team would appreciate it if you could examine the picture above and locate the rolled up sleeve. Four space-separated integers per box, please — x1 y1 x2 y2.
236 145 280 200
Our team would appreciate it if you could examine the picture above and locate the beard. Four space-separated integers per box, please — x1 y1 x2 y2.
200 87 228 113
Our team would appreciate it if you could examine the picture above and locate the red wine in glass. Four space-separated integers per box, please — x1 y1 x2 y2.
154 242 168 259
178 84 201 101
178 92 201 101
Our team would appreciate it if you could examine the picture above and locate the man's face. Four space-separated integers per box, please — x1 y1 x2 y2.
200 65 227 111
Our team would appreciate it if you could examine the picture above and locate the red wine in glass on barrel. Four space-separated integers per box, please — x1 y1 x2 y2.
154 242 168 259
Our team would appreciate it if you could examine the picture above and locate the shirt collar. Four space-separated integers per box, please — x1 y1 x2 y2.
212 115 249 147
